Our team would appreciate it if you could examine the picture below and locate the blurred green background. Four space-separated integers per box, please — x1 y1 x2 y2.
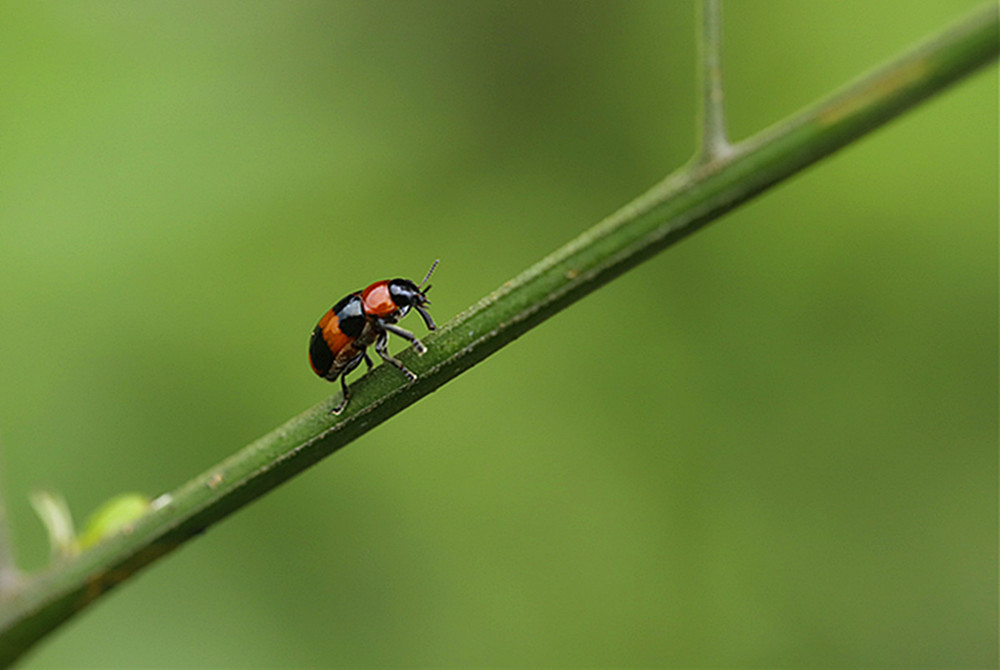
0 1 996 666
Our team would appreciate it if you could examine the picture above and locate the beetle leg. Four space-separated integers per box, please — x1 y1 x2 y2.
378 319 428 355
331 353 366 415
331 379 350 415
414 304 436 331
362 350 374 372
374 330 418 381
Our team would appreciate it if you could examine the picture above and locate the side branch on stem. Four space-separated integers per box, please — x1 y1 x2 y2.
694 0 733 164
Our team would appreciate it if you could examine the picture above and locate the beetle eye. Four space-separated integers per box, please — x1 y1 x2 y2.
389 280 419 307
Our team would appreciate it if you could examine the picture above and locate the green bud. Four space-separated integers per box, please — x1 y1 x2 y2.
76 493 152 551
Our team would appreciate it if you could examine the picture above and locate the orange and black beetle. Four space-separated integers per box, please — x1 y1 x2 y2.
309 260 438 414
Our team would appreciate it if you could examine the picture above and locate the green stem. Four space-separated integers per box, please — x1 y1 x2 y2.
695 0 732 163
0 470 20 599
0 2 996 664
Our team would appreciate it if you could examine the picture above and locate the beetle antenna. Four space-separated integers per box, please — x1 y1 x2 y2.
418 259 439 288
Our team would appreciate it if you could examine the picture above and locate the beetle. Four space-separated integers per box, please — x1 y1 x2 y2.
309 260 438 414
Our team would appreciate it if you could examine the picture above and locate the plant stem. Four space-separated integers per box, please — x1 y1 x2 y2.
0 2 996 664
0 471 20 600
695 0 732 163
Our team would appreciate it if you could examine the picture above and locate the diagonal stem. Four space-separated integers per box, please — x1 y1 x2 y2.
0 450 22 600
0 2 996 664
0 509 20 600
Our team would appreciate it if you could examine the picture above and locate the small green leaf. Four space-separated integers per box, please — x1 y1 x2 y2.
75 494 152 551
29 491 76 559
